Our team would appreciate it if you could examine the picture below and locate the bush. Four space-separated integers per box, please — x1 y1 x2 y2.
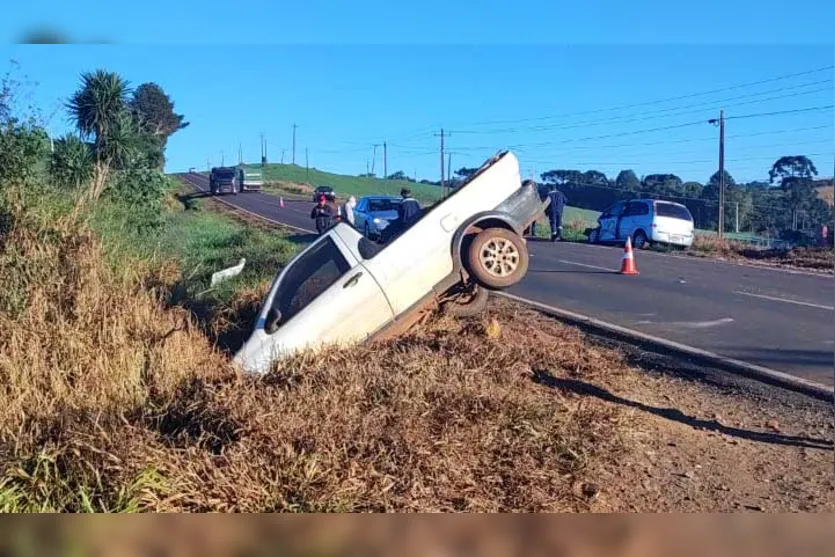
106 169 171 231
48 134 93 189
0 120 49 188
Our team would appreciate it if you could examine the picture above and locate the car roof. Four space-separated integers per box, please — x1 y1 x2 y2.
360 195 401 202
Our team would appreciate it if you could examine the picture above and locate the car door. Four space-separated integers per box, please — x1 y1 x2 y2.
353 199 368 232
598 202 624 242
618 201 649 241
233 229 394 375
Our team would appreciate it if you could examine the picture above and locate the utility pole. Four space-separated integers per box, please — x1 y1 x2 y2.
261 133 267 165
709 110 725 239
447 152 452 190
305 147 309 181
371 144 379 176
281 149 285 164
206 156 210 172
221 150 225 167
434 128 448 197
238 142 243 165
735 202 739 234
383 141 387 179
292 123 298 165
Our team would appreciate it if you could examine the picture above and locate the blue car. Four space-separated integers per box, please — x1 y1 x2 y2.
353 195 402 240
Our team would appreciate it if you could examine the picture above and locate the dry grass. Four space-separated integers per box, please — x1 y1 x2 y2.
687 235 833 272
0 186 639 512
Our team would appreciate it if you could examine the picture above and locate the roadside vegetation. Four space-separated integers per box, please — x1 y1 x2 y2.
1 62 832 512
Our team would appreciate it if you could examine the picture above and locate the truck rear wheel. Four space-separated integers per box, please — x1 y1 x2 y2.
466 228 529 289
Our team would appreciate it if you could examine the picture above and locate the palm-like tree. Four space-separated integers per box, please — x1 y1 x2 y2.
66 70 132 197
49 134 92 189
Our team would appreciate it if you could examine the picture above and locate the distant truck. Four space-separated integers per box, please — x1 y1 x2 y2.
209 166 263 195
237 167 263 192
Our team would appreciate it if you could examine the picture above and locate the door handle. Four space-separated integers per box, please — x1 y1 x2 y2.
344 272 363 288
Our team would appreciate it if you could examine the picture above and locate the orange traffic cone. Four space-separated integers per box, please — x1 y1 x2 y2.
279 197 285 208
620 236 639 275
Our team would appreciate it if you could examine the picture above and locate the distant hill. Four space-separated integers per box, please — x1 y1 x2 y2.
244 163 443 204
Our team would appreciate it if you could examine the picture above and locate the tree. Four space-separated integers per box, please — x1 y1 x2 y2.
49 134 92 189
129 83 188 170
541 169 582 185
67 69 132 196
615 169 641 191
642 174 683 196
682 181 704 198
129 83 188 139
702 170 736 200
769 156 819 230
0 119 49 188
454 167 479 180
581 170 608 187
387 170 407 181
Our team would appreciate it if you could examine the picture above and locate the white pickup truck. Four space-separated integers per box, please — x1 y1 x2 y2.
234 151 547 375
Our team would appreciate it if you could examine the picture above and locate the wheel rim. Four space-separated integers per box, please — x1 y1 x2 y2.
479 237 520 278
634 233 645 248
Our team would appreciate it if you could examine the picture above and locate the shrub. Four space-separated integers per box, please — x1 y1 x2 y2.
48 134 93 189
105 169 170 231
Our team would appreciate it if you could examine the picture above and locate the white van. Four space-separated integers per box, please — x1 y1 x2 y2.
588 198 694 248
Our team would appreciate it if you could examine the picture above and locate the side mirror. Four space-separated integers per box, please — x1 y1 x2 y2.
265 307 282 334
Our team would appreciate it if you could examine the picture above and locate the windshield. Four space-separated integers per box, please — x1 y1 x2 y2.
214 168 235 177
655 202 693 221
368 199 399 212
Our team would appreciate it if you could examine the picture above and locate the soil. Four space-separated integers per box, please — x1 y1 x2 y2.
569 320 835 512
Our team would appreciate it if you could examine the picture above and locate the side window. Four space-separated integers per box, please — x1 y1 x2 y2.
272 238 351 323
624 202 648 216
604 202 624 218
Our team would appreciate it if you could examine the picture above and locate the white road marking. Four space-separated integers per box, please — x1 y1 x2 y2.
634 317 734 328
496 291 833 397
733 291 834 311
557 259 615 272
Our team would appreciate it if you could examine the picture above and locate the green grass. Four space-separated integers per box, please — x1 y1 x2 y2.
89 187 299 302
247 163 444 204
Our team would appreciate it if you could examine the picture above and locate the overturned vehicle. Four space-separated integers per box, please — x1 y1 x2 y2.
234 151 548 374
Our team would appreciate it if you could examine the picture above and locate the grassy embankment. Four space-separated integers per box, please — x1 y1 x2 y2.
1 177 831 512
0 178 632 512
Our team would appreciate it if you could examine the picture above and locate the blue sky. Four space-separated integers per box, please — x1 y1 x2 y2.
3 44 833 184
3 0 835 45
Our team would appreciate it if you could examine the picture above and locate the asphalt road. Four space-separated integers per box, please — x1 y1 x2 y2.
177 173 834 387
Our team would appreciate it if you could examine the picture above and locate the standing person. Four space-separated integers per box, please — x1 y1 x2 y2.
547 186 567 242
310 195 333 235
398 188 421 227
343 196 357 226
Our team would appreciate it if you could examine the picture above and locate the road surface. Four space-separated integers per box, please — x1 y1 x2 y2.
178 173 834 387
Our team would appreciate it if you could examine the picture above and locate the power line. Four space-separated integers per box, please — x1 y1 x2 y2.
725 105 834 120
446 65 834 129
449 83 833 135
525 151 832 168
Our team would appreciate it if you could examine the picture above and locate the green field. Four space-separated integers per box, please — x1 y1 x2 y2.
246 163 444 204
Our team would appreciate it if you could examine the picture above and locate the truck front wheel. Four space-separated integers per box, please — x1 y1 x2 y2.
466 228 529 289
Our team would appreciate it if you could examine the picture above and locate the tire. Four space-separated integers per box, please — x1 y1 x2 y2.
442 284 489 317
466 228 529 290
632 230 648 249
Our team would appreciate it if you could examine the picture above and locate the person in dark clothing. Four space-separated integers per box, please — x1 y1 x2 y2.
382 187 422 242
398 188 421 226
547 187 567 241
310 195 334 234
